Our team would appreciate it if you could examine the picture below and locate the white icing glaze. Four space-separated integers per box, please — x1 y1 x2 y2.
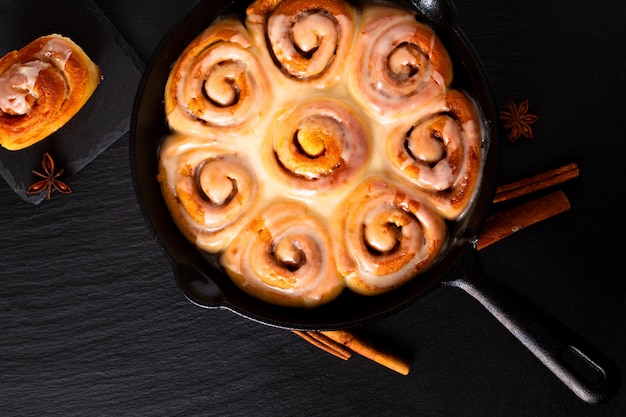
35 37 73 70
165 19 273 138
347 5 451 123
0 61 50 115
159 135 263 252
335 177 446 295
268 13 339 78
248 6 355 90
220 201 344 307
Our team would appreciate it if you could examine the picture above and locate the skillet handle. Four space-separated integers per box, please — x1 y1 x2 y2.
444 250 620 404
176 264 226 308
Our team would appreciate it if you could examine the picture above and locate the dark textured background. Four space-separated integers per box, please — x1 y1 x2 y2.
1 0 625 415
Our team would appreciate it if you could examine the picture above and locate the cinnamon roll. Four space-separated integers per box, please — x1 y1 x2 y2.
264 96 370 197
0 34 102 151
221 201 344 307
158 134 260 253
333 177 446 296
347 4 453 121
386 89 483 220
164 18 272 137
246 0 356 88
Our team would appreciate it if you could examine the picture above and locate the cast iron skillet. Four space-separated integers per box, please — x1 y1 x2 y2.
129 0 619 404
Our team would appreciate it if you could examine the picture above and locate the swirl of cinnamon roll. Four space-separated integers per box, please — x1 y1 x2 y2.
333 177 446 296
386 89 483 220
347 5 453 121
265 97 370 196
221 201 344 307
0 34 102 151
158 134 260 253
246 0 356 87
164 18 272 137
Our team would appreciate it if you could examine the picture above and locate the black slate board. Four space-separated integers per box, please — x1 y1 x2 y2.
0 0 143 204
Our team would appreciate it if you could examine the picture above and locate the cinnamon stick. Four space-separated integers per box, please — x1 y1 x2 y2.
477 190 571 251
493 163 579 203
321 330 411 376
292 330 352 361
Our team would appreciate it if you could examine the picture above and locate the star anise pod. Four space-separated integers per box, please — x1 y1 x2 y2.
499 98 539 143
26 152 72 200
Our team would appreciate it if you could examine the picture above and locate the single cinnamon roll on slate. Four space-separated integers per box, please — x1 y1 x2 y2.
0 34 102 150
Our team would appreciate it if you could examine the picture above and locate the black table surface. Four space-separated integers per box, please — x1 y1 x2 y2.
2 0 626 415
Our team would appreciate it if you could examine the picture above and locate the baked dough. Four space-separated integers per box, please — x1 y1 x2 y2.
246 0 357 89
332 177 446 295
0 34 102 150
263 96 370 197
164 18 272 138
221 201 344 307
347 4 453 122
158 134 261 253
386 89 483 219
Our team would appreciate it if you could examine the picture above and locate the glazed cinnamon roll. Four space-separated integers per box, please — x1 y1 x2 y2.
333 177 446 296
264 97 370 197
246 0 356 88
0 34 102 151
158 134 260 253
347 4 453 121
221 201 344 307
386 89 483 220
164 18 272 137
